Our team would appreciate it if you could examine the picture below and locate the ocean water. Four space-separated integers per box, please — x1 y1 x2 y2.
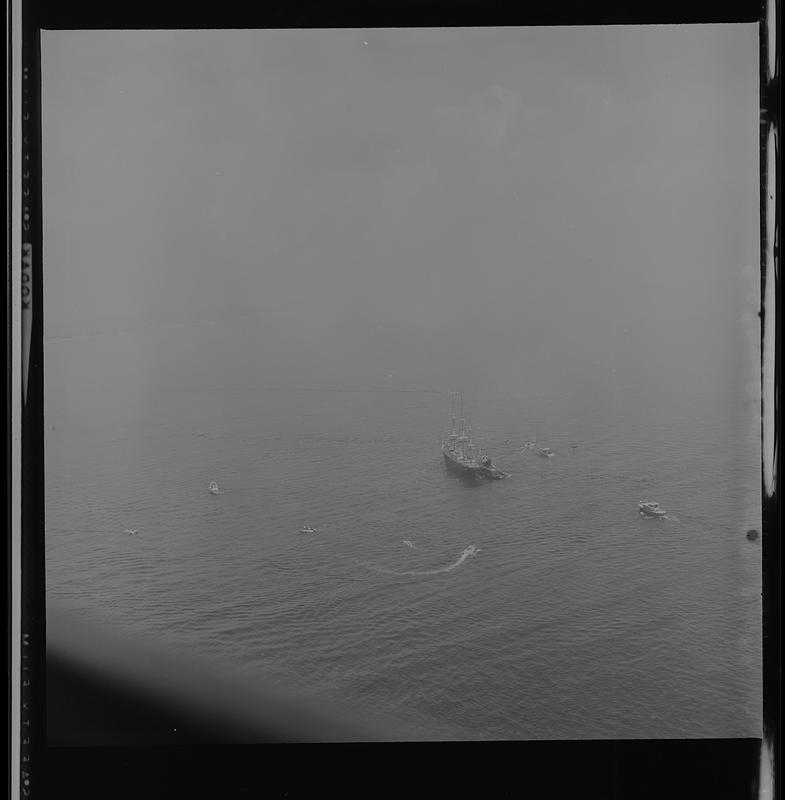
44 326 762 741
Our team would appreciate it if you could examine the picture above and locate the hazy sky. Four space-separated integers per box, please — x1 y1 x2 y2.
42 26 759 400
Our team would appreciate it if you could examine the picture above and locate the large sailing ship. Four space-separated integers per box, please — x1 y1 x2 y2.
441 392 508 481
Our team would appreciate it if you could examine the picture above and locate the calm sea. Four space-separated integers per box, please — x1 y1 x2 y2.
44 325 762 740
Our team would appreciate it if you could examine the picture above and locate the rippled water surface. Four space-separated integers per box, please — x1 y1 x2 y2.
45 331 762 740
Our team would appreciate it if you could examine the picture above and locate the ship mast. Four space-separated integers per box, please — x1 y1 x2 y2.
447 391 459 452
458 392 469 461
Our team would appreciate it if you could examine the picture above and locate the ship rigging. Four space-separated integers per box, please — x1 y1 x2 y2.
441 392 508 481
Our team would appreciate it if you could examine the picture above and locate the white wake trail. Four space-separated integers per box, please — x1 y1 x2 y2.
362 546 481 577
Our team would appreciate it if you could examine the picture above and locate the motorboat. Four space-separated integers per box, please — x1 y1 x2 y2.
298 525 318 534
208 481 221 495
537 447 555 458
638 501 666 518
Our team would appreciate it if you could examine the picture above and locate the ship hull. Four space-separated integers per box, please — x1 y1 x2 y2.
639 506 666 517
442 449 506 481
443 450 481 476
442 449 483 478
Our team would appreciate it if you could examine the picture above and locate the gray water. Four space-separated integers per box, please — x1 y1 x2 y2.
44 321 761 741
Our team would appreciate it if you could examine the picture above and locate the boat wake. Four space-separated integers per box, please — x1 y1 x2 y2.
639 512 679 523
361 545 481 577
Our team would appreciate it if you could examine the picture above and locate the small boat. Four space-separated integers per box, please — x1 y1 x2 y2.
638 501 666 517
570 441 579 449
537 447 555 458
298 525 318 534
208 481 221 495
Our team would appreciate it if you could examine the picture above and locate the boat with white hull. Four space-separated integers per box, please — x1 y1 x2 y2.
638 501 666 518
